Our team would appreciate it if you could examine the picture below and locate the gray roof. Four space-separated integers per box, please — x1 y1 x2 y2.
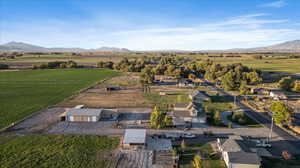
174 103 189 108
66 108 102 116
221 138 243 152
173 110 192 117
123 129 146 144
228 152 261 165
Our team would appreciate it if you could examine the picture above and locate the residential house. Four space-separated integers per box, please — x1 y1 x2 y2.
250 87 268 95
269 90 287 100
189 90 211 102
171 102 206 127
217 136 264 168
66 108 102 122
177 79 195 87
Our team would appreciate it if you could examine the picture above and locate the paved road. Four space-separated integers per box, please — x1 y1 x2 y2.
210 84 300 154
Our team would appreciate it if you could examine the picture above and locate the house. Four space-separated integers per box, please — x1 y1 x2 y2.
122 129 147 150
250 87 268 95
189 90 211 102
66 108 102 122
269 90 287 100
217 136 262 168
171 102 206 127
177 79 195 87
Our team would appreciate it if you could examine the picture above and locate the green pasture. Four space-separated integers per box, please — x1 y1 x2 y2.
0 134 119 168
0 69 119 129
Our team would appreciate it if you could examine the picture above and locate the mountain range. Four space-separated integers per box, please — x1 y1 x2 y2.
0 42 131 53
1 40 300 53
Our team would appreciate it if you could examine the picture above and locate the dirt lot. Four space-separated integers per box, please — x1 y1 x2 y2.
58 73 152 108
5 107 65 134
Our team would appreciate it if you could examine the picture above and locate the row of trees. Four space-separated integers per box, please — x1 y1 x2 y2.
97 56 262 92
33 61 78 69
0 63 9 69
278 76 300 92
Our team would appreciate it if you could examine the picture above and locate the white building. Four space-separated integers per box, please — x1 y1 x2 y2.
66 108 102 122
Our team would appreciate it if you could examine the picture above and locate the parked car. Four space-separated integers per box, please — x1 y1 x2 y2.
256 140 272 148
183 133 196 138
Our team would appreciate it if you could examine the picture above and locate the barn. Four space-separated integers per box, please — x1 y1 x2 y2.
66 108 102 122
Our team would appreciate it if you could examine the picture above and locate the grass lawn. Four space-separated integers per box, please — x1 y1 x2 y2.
0 134 119 168
227 113 262 128
143 91 190 106
0 69 119 129
177 143 226 168
203 102 233 112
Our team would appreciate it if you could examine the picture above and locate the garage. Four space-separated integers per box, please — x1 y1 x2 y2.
66 108 102 122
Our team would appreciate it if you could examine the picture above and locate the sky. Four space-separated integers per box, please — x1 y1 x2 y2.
0 0 300 50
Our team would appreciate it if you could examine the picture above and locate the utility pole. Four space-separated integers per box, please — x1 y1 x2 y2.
234 95 237 109
268 116 274 143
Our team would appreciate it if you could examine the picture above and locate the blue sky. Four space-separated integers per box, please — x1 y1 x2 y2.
0 0 300 50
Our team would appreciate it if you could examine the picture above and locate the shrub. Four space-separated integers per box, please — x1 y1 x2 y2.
0 63 9 69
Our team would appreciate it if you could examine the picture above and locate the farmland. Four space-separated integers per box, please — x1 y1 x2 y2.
0 134 119 168
2 53 300 74
0 69 119 129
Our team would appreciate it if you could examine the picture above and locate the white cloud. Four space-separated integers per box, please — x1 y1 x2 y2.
107 13 297 50
259 0 286 8
1 13 299 50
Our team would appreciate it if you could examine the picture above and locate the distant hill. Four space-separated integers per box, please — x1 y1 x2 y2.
1 40 300 53
0 42 131 53
94 47 131 52
226 40 300 53
0 42 49 52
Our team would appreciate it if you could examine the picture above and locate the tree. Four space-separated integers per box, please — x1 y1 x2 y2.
164 116 173 127
270 102 293 126
221 71 236 91
139 65 155 85
188 73 196 80
278 76 293 91
214 111 222 126
0 63 9 69
150 106 165 129
245 71 262 85
292 80 300 92
239 81 251 95
193 155 202 168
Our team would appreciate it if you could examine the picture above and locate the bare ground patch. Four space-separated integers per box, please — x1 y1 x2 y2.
58 73 152 108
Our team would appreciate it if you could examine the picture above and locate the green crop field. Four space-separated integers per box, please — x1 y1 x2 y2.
0 134 119 168
0 69 119 129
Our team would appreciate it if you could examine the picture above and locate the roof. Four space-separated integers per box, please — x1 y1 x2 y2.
174 103 189 108
123 129 146 144
189 90 210 101
220 137 243 152
146 137 172 151
66 108 102 116
228 152 261 165
270 90 286 95
173 110 192 117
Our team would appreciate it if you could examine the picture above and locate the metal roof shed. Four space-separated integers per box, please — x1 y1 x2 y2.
66 108 102 122
123 129 146 145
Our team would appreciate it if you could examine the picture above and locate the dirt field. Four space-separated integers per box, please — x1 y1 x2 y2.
4 107 65 134
58 73 152 108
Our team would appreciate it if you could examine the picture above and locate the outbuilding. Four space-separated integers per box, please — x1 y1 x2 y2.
122 129 147 150
66 108 102 122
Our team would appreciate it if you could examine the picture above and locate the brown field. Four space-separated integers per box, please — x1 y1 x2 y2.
58 73 152 108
